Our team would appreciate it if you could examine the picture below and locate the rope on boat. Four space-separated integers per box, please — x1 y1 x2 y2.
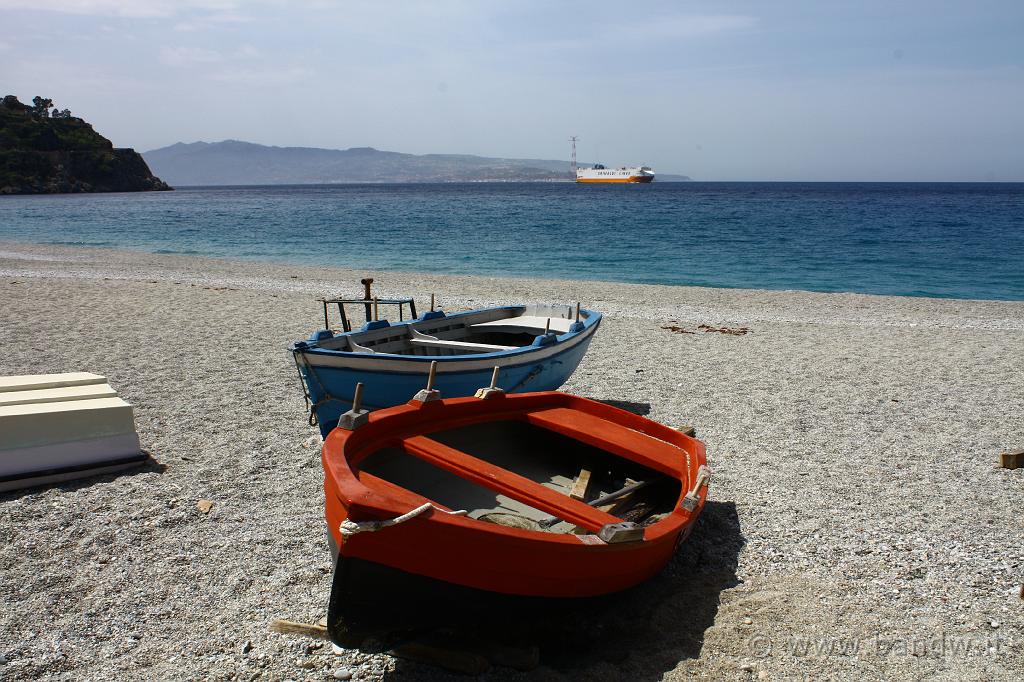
509 364 545 392
293 350 345 427
339 503 468 538
291 352 314 421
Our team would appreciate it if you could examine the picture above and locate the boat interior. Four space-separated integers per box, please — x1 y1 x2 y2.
357 420 683 535
314 304 589 357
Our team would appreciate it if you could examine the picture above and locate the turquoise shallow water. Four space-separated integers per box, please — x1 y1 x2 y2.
1 182 1022 300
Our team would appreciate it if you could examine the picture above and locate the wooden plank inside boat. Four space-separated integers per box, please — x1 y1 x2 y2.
569 468 592 501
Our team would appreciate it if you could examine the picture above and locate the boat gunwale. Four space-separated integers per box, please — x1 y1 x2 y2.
292 306 603 363
295 322 599 378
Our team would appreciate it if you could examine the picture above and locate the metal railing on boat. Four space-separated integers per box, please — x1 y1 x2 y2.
319 296 418 332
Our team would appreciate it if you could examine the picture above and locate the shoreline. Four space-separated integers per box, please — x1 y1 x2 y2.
1 242 1022 680
2 240 1022 331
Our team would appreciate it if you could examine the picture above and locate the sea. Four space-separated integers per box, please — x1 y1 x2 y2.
1 182 1022 301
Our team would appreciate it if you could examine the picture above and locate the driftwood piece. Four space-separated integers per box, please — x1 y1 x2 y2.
269 618 329 640
391 636 490 674
271 617 540 674
480 640 541 671
1000 449 1024 470
677 425 696 437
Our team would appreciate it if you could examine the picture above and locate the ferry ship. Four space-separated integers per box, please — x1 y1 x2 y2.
575 164 655 183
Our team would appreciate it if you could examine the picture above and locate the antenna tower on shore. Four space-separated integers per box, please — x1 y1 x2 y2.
569 136 578 175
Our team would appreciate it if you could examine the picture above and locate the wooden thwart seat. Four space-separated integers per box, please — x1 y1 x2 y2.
409 338 516 353
525 408 684 479
400 435 621 532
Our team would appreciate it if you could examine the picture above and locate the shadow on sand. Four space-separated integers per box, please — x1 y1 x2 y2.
0 450 164 500
362 499 744 679
590 398 652 416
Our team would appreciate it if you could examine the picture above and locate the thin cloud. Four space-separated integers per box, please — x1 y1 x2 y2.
208 65 313 85
234 44 259 59
515 14 757 55
159 46 223 66
0 0 240 18
613 14 757 41
173 10 253 31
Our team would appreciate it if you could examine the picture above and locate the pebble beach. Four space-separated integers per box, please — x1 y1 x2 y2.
1 241 1022 681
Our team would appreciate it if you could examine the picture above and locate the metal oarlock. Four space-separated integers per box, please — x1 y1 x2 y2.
337 382 370 430
474 365 505 400
412 361 442 403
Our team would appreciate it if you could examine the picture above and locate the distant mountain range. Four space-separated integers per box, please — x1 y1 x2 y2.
143 140 690 185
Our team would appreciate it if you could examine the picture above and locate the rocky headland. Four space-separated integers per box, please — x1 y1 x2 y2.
0 95 171 195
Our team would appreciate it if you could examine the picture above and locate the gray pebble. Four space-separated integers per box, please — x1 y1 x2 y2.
333 668 353 680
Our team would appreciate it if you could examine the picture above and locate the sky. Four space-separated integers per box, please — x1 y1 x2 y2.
1 1 1023 181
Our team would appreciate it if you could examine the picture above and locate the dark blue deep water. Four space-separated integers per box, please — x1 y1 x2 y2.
1 182 1022 300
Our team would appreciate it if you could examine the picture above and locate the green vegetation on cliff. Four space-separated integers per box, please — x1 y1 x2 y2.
0 95 171 194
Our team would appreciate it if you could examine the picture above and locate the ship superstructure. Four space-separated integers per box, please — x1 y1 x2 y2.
575 164 655 183
569 136 654 183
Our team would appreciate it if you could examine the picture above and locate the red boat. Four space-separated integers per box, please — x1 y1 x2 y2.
321 379 710 644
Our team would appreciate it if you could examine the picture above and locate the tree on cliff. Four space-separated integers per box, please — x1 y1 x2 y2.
31 96 54 118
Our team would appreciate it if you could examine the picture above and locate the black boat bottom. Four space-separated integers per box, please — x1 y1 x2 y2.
326 549 595 649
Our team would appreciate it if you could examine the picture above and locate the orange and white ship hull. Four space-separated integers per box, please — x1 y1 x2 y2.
576 165 655 183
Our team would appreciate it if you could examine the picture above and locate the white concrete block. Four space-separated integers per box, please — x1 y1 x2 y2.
0 372 107 393
0 397 138 451
0 383 118 407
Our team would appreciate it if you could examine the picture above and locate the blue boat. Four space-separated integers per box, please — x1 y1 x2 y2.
291 303 602 438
